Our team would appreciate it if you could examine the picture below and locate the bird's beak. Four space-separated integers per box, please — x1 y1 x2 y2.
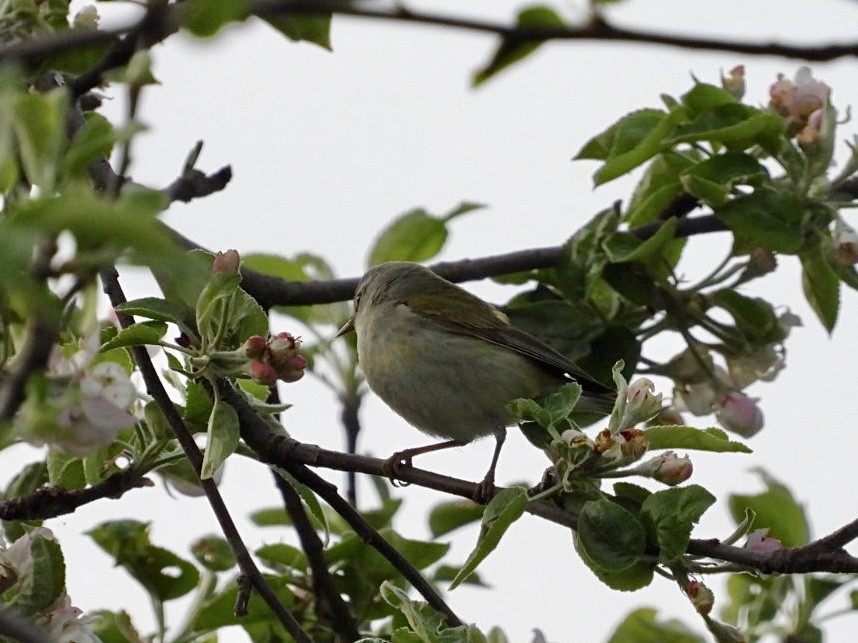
335 317 355 337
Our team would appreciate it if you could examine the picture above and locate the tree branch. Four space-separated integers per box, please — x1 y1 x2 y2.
217 411 858 575
0 469 152 521
272 470 360 641
219 382 465 627
100 267 313 643
254 0 858 61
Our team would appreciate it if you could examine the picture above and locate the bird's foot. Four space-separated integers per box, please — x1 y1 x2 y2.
472 471 497 505
382 450 413 487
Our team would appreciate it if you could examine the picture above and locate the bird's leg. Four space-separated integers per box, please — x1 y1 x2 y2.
383 438 468 486
473 427 507 504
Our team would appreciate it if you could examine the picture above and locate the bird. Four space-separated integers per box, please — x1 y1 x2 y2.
337 261 614 502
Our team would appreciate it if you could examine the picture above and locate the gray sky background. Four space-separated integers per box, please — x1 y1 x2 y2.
3 1 857 641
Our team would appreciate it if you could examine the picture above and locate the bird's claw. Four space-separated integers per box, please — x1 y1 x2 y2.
383 451 413 487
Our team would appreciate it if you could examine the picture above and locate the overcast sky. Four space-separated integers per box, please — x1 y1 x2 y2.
5 1 857 641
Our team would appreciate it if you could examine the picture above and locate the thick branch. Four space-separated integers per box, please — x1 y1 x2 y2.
219 382 465 627
221 419 858 575
2 1 858 92
166 214 727 309
0 469 152 521
252 1 858 62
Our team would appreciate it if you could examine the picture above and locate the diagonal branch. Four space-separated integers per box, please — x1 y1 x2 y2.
100 267 313 643
219 381 465 627
272 470 360 641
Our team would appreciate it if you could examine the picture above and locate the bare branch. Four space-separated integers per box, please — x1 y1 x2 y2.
272 471 360 640
0 469 153 521
219 381 465 627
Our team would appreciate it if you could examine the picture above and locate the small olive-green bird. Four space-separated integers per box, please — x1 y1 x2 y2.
338 261 614 501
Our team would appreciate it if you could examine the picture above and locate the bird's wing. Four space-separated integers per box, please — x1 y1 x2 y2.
408 292 613 396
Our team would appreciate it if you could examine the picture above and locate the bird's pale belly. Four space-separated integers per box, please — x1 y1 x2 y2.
358 311 557 442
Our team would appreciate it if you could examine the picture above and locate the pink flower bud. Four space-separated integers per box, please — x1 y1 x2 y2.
652 452 693 486
685 580 714 615
716 392 764 437
212 249 240 274
249 361 277 386
243 335 267 358
266 332 307 383
721 65 745 99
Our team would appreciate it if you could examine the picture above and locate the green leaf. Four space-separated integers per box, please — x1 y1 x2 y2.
668 104 784 152
13 88 67 190
100 320 168 352
182 0 250 37
604 218 678 263
472 6 564 87
88 520 200 601
681 82 738 117
115 297 193 327
800 243 840 333
380 583 448 642
575 499 647 573
264 14 332 50
200 399 240 479
644 426 751 453
728 470 809 547
368 203 482 266
640 485 715 563
428 499 485 537
626 152 696 225
606 607 705 643
711 289 785 343
256 543 309 572
578 108 684 186
449 487 528 589
89 610 143 643
191 535 237 572
9 185 174 264
46 448 86 490
714 189 806 253
9 530 66 616
62 112 116 179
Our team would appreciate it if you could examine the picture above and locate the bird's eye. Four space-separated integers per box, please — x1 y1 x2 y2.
354 293 362 311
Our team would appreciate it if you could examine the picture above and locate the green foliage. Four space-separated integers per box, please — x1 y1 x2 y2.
728 470 809 547
639 485 715 563
473 6 565 86
88 520 201 602
0 4 856 641
368 202 483 266
644 426 751 453
264 14 333 50
607 608 705 643
450 488 528 589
